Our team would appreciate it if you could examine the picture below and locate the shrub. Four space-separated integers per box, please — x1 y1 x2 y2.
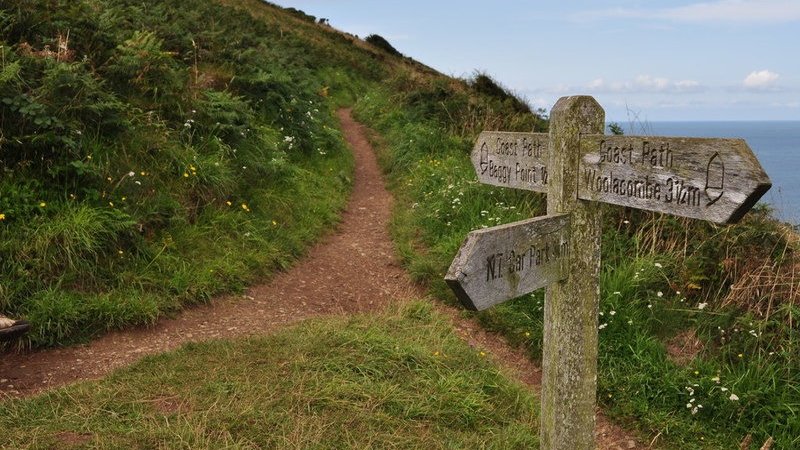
470 72 530 114
365 34 402 57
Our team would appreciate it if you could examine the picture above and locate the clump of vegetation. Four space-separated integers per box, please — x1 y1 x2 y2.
365 34 403 57
284 7 316 22
470 72 531 114
0 302 538 448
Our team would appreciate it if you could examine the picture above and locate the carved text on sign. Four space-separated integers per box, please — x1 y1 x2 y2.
471 131 550 193
578 135 770 224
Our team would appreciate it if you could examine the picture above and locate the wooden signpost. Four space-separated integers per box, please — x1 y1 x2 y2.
446 96 771 449
446 213 570 311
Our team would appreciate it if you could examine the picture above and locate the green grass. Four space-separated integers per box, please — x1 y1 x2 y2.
0 302 539 449
1 0 371 348
355 85 800 449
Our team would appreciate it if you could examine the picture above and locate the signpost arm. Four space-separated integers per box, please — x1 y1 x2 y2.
542 96 604 450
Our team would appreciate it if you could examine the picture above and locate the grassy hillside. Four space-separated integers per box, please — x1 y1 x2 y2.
0 0 535 348
0 0 388 347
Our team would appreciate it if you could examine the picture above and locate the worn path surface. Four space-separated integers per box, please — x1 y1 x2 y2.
1 109 649 449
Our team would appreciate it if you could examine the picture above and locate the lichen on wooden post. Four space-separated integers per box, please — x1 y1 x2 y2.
541 96 604 450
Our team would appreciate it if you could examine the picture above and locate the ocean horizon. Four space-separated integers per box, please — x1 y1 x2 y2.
613 120 800 224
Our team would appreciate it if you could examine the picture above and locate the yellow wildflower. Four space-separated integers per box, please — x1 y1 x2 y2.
0 213 5 221
39 202 46 208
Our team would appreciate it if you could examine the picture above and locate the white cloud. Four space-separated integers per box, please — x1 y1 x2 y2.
743 70 780 89
634 75 670 91
575 0 800 24
579 75 704 94
675 80 702 92
587 78 605 89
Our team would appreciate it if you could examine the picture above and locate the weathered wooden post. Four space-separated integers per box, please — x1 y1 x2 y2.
445 94 771 450
541 96 603 449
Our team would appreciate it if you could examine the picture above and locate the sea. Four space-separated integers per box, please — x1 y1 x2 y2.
616 121 800 225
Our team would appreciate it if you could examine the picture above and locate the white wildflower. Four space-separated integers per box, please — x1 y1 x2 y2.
697 302 708 310
729 394 739 401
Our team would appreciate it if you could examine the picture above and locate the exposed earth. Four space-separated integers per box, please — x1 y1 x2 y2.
0 109 649 449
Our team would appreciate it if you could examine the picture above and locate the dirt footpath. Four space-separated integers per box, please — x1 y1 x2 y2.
0 109 649 449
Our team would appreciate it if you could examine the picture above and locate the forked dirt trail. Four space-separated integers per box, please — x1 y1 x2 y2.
1 109 647 449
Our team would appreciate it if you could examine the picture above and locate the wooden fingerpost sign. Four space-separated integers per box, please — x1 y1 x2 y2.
445 95 771 449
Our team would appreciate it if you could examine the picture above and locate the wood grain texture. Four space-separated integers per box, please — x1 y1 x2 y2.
470 131 550 193
445 214 570 311
578 135 771 223
541 96 604 450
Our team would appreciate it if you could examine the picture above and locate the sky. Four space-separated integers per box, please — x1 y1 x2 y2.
271 0 799 121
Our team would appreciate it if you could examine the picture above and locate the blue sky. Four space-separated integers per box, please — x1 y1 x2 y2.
272 1 799 121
